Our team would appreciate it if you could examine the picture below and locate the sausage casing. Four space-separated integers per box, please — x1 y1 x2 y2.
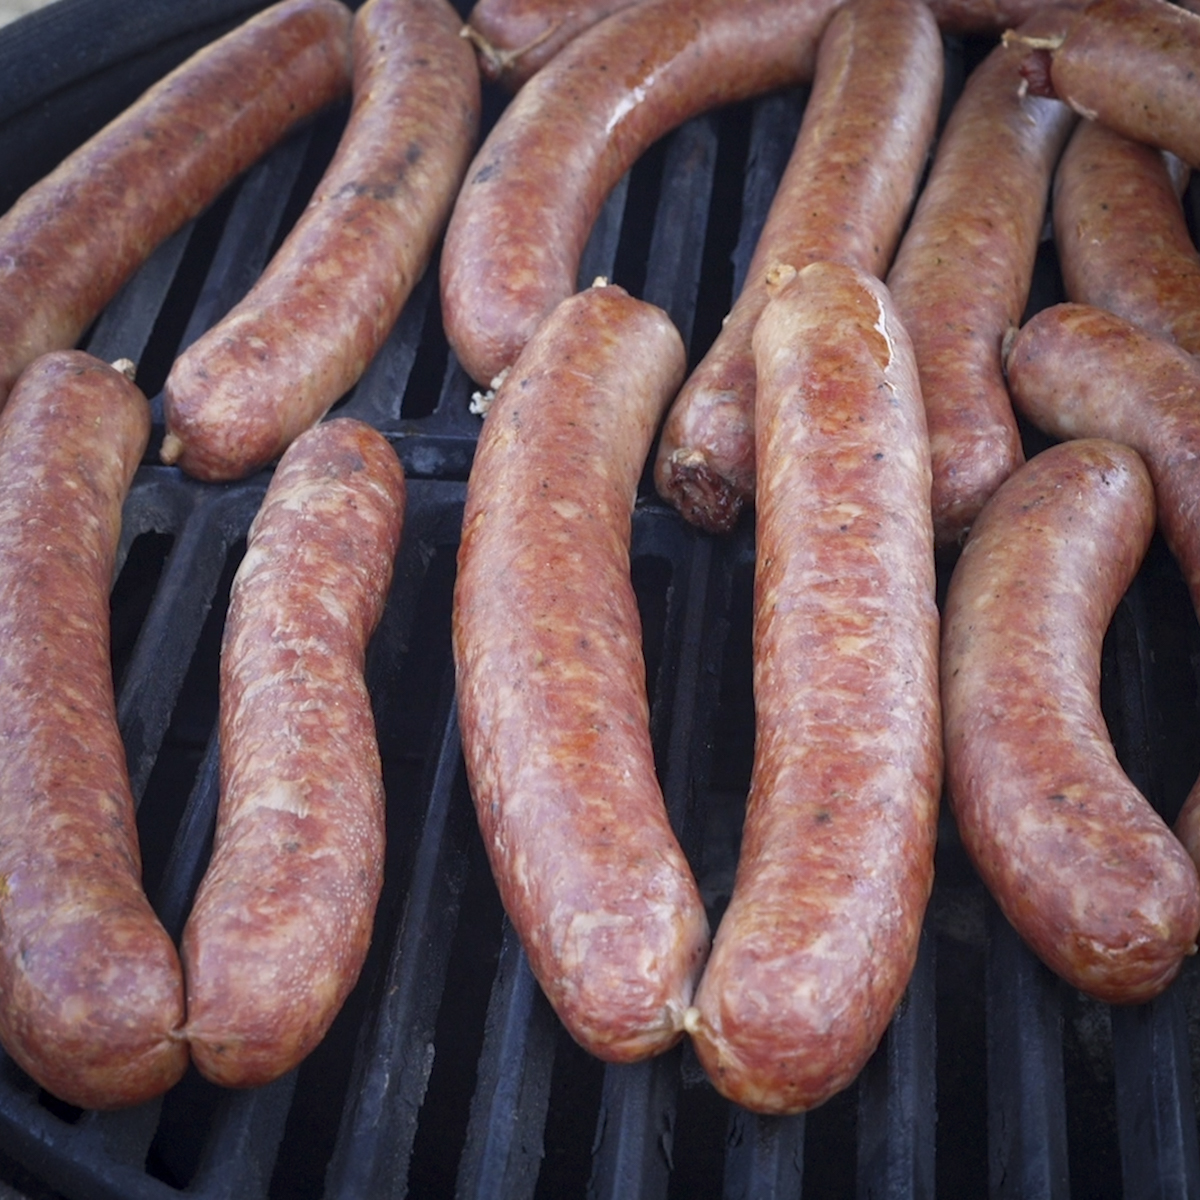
0 0 354 408
162 0 479 482
452 282 709 1061
0 351 187 1110
941 437 1200 1005
182 418 405 1088
685 262 942 1114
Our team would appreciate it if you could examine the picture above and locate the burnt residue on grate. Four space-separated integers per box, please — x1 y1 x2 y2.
0 3 1199 1198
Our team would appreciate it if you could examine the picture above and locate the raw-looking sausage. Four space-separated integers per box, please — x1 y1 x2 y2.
1013 0 1200 169
0 0 354 408
1051 119 1200 356
461 0 641 90
452 281 709 1061
654 0 942 534
439 0 845 389
0 351 187 1110
181 418 405 1089
684 261 941 1114
941 436 1200 1004
161 0 479 483
1002 302 1200 874
884 7 1077 550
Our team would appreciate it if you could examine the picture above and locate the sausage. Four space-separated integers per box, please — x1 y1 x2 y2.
684 262 941 1115
452 281 709 1061
439 0 844 389
941 437 1200 1004
1013 0 1200 169
927 0 1086 32
884 7 1077 550
1002 302 1200 875
161 0 479 483
1051 119 1200 356
653 0 943 534
0 350 187 1110
0 0 354 409
181 418 404 1089
461 0 642 90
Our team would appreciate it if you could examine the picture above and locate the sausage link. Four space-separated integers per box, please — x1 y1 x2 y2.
0 351 186 1110
1014 0 1200 169
181 418 404 1089
439 0 843 388
653 0 942 534
161 0 479 483
685 262 941 1114
452 282 709 1061
1003 302 1200 875
462 0 641 90
885 8 1076 549
942 437 1200 1004
1052 120 1200 355
0 0 354 408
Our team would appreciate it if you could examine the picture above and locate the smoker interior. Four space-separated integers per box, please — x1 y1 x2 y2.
0 3 1199 1197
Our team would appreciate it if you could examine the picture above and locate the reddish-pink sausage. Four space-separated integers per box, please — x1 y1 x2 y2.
182 418 405 1089
0 0 354 408
941 437 1200 1005
162 0 479 483
453 282 709 1062
686 262 941 1114
0 351 187 1110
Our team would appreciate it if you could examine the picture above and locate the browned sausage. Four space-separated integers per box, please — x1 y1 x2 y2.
462 0 642 90
884 7 1077 550
1002 302 1200 876
684 261 941 1115
452 281 709 1061
653 0 943 534
0 0 354 409
161 0 479 483
927 0 1086 31
1013 0 1200 169
1051 120 1200 355
941 437 1200 1005
0 351 187 1110
439 0 844 389
181 418 404 1089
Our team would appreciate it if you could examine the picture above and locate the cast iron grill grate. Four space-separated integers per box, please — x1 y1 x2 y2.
0 3 1197 1197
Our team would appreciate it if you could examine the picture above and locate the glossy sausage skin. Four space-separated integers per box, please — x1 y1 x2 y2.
1052 117 1200 355
885 8 1076 550
1003 302 1200 875
182 418 405 1089
0 351 187 1110
453 282 709 1061
0 0 354 408
440 0 843 388
1017 0 1200 169
941 437 1200 1004
685 263 941 1114
654 0 943 534
161 0 479 483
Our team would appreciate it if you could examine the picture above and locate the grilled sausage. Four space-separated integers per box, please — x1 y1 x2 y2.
1051 120 1200 355
0 351 187 1110
1014 0 1200 169
161 0 479 483
461 0 641 90
884 8 1076 549
1002 302 1200 876
181 418 404 1089
654 0 942 534
941 437 1200 1004
452 281 709 1061
0 0 354 409
684 262 941 1114
439 0 844 389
